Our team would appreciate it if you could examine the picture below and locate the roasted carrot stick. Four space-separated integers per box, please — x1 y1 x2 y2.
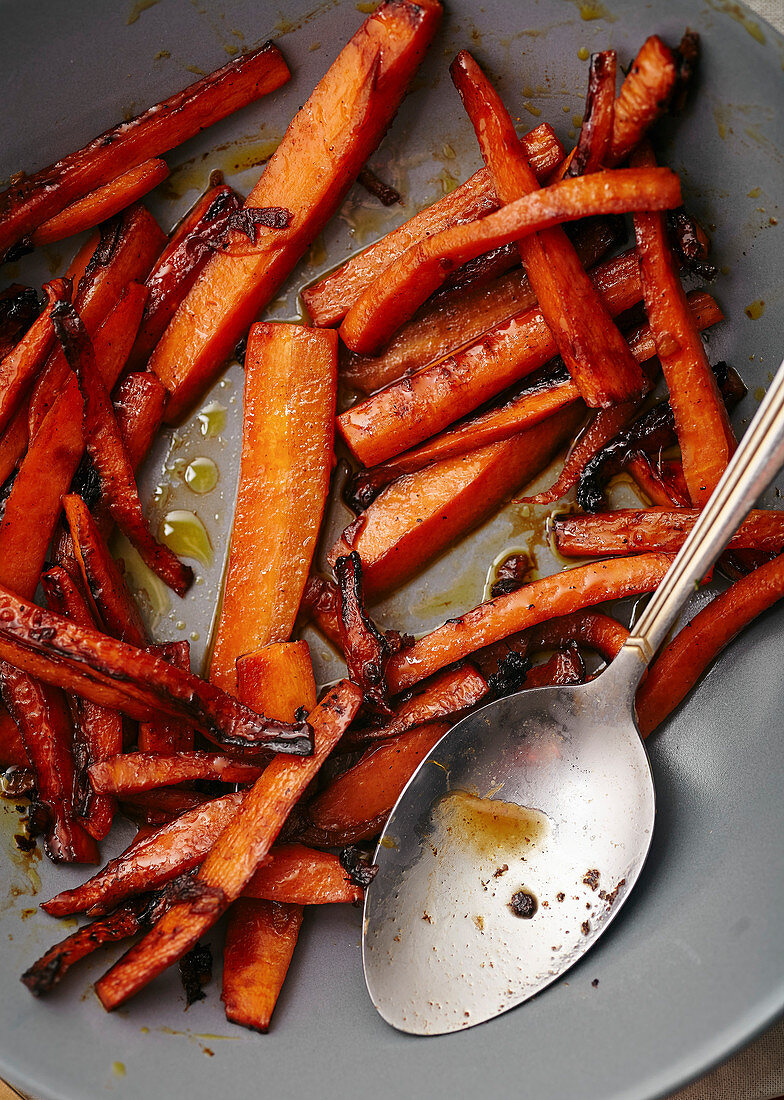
138 642 194 753
54 303 193 597
451 50 648 409
0 278 70 435
42 792 246 917
222 900 303 1032
242 844 363 905
88 751 264 795
555 509 784 558
337 248 642 468
209 325 337 694
523 646 585 688
636 553 784 737
300 576 343 651
339 167 680 355
568 51 617 176
387 553 672 694
331 404 583 597
30 160 170 247
40 564 121 841
119 787 209 826
150 0 442 422
126 183 244 372
475 611 630 680
0 285 42 359
0 586 312 753
0 706 29 769
632 144 735 504
625 453 688 507
302 122 564 327
0 43 290 261
112 371 169 471
95 680 362 1010
606 36 678 166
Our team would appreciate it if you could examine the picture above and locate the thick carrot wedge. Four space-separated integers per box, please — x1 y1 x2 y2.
568 51 617 177
636 553 784 737
331 404 584 597
0 43 290 261
88 751 263 795
243 844 363 905
607 36 678 166
209 325 337 695
30 160 170 247
0 585 312 753
387 553 672 694
95 680 362 1010
451 51 648 409
632 144 735 503
303 721 452 846
555 509 784 558
41 564 121 841
150 0 442 422
0 279 70 435
138 642 194 753
42 792 246 917
302 122 564 327
337 248 641 468
340 166 680 355
112 371 169 471
126 183 243 372
222 899 303 1032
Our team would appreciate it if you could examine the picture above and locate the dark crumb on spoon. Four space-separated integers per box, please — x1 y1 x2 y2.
509 890 537 918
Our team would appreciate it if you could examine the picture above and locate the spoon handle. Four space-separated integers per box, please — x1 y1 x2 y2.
622 354 784 672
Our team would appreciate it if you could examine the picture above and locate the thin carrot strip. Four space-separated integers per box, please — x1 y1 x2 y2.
568 51 617 176
0 279 70 435
88 751 263 795
0 706 28 768
138 642 194 753
625 453 688 507
242 844 363 905
112 371 169 471
607 36 678 165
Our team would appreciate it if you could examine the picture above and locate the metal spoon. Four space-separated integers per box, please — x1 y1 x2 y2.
363 356 784 1036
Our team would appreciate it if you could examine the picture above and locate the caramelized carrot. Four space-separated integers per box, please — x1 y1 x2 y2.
331 405 584 597
222 900 303 1032
30 160 170 247
0 43 290 261
523 646 585 688
0 706 28 768
387 553 673 693
339 166 680 355
625 453 688 507
300 575 343 651
636 553 784 737
89 751 263 795
451 51 647 408
150 0 442 422
95 680 362 1010
209 325 337 694
138 641 194 753
568 51 617 176
302 122 564 327
112 371 169 471
632 143 735 503
607 37 678 165
0 279 70 435
475 611 630 679
119 787 209 826
243 844 363 905
0 285 42 360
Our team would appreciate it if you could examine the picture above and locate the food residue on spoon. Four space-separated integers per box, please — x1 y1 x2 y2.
431 789 548 859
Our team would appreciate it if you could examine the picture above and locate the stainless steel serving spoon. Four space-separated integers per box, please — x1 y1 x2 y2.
362 356 784 1036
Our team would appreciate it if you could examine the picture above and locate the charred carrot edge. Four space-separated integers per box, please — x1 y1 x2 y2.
42 792 246 918
126 183 244 372
607 36 678 166
89 751 263 795
243 843 363 905
339 166 680 355
554 508 784 558
304 721 452 845
222 899 303 1032
40 564 121 841
388 553 672 694
54 303 194 597
660 457 690 504
340 215 623 396
302 122 564 327
0 664 98 864
138 642 194 753
0 285 43 359
451 50 648 409
150 0 442 423
523 646 585 688
0 43 290 261
0 279 70 436
341 663 487 751
625 453 688 506
333 405 585 597
209 325 337 695
0 584 312 753
29 207 166 437
568 51 617 177
632 144 735 504
475 611 630 677
30 160 170 247
112 371 169 471
636 553 784 737
300 576 343 651
95 679 362 1010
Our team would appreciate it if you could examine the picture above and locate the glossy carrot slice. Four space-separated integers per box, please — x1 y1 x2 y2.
119 786 209 826
112 370 169 470
568 51 617 176
243 844 363 905
475 611 630 679
636 553 784 737
607 37 678 166
625 454 687 507
138 641 194 753
0 706 28 768
523 646 585 688
30 160 170 246
387 553 673 694
301 122 564 326
222 899 303 1032
0 278 70 435
150 0 442 422
0 43 290 261
451 50 647 408
340 166 680 355
632 144 735 504
209 325 337 695
88 751 263 795
95 680 362 1010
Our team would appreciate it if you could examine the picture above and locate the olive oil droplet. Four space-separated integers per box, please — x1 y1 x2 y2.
184 457 219 494
160 510 213 566
197 401 227 439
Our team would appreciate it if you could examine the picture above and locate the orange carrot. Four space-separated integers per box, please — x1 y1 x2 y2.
138 642 194 753
222 900 303 1032
89 751 264 795
568 51 617 176
243 844 363 905
607 37 678 165
0 278 70 435
112 370 168 471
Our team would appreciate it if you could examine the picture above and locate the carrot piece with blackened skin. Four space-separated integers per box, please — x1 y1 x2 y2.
0 278 70 435
335 551 393 713
138 641 194 753
222 900 303 1032
568 51 617 176
119 787 209 826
